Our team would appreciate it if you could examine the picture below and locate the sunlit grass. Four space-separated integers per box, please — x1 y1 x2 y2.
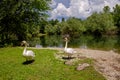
0 47 106 80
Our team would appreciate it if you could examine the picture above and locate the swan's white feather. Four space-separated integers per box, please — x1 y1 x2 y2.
23 50 35 57
23 49 35 60
64 48 76 54
22 40 35 61
64 37 76 57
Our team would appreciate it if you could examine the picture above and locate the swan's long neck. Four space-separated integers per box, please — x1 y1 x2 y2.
65 41 68 50
23 46 27 55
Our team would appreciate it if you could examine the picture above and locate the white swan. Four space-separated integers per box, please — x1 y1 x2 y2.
22 41 35 61
64 38 76 58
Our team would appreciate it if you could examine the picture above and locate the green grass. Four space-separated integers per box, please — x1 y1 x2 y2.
0 47 106 80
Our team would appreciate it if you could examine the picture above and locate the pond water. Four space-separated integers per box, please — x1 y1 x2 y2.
28 35 120 53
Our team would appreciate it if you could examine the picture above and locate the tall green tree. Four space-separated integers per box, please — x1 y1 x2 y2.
45 19 60 35
0 0 51 46
60 17 86 37
113 4 120 32
103 6 110 13
85 10 115 35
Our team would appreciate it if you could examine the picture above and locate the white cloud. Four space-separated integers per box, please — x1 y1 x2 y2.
90 0 120 12
50 3 69 19
68 0 91 19
50 0 120 20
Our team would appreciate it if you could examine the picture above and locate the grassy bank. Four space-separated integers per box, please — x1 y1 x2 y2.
0 47 106 80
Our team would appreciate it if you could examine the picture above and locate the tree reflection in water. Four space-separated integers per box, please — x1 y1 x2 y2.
27 35 120 53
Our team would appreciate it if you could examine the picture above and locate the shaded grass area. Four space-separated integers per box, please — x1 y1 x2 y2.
0 47 106 80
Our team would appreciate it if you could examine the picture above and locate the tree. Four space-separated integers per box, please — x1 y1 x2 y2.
0 0 51 46
49 19 59 26
103 6 110 13
113 4 120 32
85 10 116 35
60 17 86 37
45 24 55 35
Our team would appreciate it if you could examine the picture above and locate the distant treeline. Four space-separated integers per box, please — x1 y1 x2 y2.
45 5 120 37
0 0 120 47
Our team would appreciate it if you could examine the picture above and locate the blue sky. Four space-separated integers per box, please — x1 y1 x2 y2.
54 0 70 8
49 0 120 20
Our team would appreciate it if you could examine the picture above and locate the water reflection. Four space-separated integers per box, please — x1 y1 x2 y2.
28 35 63 48
87 36 117 50
27 35 120 52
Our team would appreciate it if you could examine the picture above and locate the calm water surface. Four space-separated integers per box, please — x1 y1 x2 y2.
28 35 120 53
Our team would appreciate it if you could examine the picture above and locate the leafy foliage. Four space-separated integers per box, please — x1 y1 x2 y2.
1 2 120 47
60 18 86 37
0 0 51 47
45 5 120 37
113 4 120 31
85 11 116 35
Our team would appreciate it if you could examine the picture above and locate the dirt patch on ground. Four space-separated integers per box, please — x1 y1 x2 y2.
74 49 120 80
52 48 120 80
